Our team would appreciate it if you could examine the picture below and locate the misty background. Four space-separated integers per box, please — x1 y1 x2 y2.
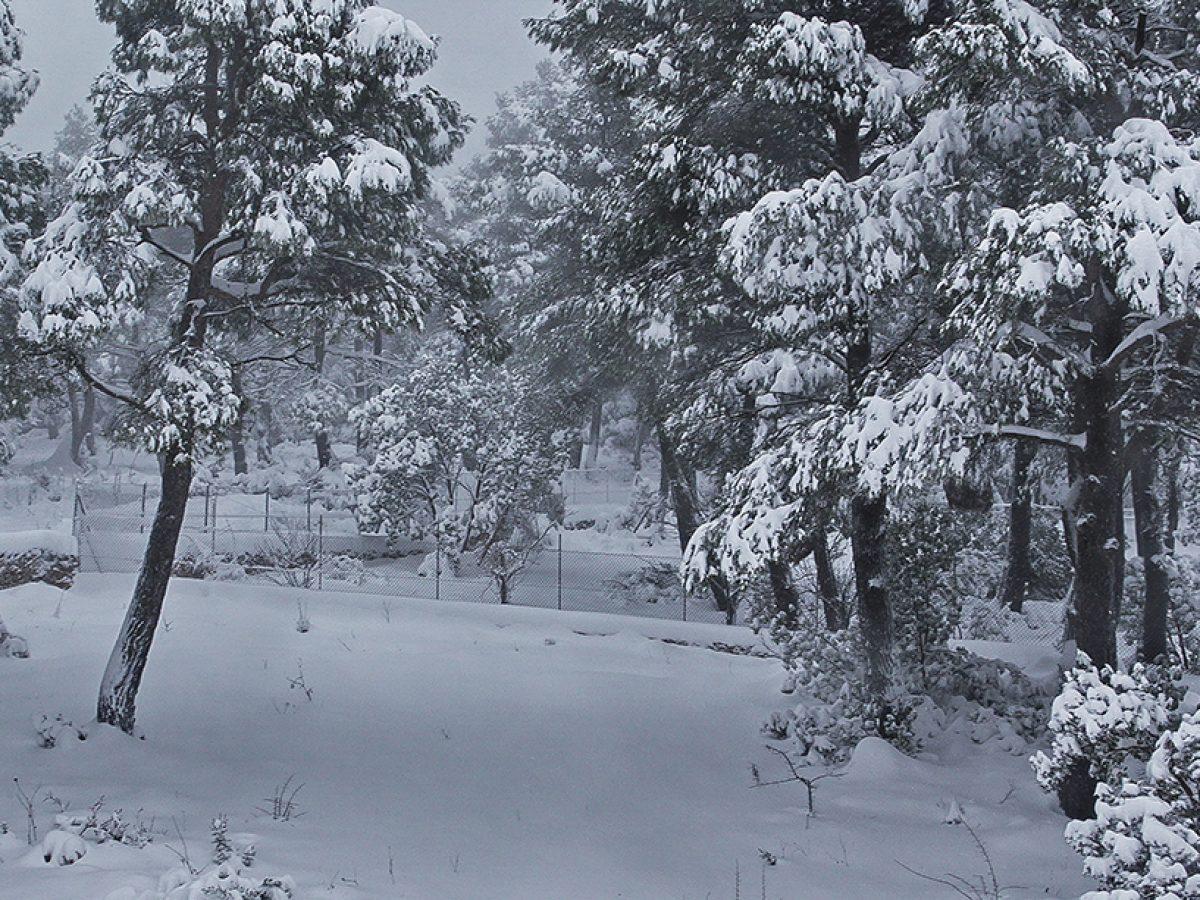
5 0 551 164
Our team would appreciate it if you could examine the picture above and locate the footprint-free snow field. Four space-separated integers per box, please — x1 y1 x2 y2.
1 576 1089 898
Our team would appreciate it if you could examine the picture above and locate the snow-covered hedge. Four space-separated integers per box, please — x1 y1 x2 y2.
1066 710 1200 898
0 530 78 591
1032 654 1182 796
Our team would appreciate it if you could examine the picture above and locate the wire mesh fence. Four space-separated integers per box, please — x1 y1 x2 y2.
73 509 729 625
67 483 1070 643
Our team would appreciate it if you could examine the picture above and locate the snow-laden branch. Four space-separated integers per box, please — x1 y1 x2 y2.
1100 312 1193 375
992 424 1085 450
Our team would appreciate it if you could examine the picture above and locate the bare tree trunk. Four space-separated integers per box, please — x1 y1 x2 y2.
1058 271 1126 821
767 559 800 628
82 387 96 456
256 403 275 464
851 492 891 698
1130 438 1169 663
658 425 734 622
585 401 602 469
229 370 248 477
1000 441 1036 613
632 416 647 472
313 321 332 469
97 455 193 732
812 530 846 631
68 383 83 466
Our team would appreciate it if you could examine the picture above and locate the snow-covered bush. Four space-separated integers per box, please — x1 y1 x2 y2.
605 562 684 608
1032 654 1183 796
1066 710 1200 898
35 713 87 748
0 530 78 590
763 616 1051 764
351 351 565 596
54 800 151 849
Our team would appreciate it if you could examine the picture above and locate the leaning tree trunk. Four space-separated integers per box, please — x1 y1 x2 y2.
658 425 734 622
97 455 194 732
1130 438 1169 663
1058 273 1127 821
1000 440 1037 613
851 492 891 699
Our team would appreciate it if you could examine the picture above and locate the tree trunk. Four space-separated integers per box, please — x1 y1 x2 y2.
1130 438 1169 663
97 455 194 733
1000 440 1037 613
567 434 583 470
229 370 248 477
767 559 800 628
1058 270 1127 821
632 416 647 472
658 425 734 622
585 401 602 469
68 383 83 466
1165 453 1181 553
313 321 332 469
813 530 846 631
82 387 96 456
851 492 891 699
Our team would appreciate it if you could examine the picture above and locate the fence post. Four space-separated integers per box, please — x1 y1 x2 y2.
435 545 441 602
264 492 270 533
317 515 324 591
204 485 211 529
306 489 312 533
211 495 217 554
557 533 563 611
71 484 80 537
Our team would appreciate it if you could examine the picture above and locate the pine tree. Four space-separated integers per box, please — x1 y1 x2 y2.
21 0 470 733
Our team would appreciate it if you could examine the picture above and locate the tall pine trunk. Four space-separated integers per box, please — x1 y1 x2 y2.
658 424 734 622
97 455 193 732
1130 438 1169 662
767 559 800 628
1058 271 1127 820
1000 441 1036 612
230 370 248 477
851 493 891 698
313 321 332 469
585 401 602 469
813 530 846 631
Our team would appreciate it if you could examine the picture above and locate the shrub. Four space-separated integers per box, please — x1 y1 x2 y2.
1031 654 1183 796
1066 710 1200 898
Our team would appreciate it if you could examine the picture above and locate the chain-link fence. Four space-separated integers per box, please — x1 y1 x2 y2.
73 506 729 625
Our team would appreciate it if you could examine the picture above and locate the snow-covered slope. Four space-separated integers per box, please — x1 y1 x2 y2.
0 576 1089 898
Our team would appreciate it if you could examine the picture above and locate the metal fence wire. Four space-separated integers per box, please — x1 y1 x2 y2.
68 484 1065 643
72 508 728 625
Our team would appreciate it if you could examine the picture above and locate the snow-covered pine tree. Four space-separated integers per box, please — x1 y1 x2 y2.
904 0 1200 816
20 0 469 733
0 1 42 423
571 0 966 690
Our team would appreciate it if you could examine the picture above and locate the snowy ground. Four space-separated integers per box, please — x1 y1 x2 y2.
0 575 1091 898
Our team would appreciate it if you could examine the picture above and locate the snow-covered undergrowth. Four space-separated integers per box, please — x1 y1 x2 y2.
0 575 1089 897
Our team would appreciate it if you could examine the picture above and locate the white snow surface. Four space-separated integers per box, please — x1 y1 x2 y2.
0 575 1089 898
0 529 77 558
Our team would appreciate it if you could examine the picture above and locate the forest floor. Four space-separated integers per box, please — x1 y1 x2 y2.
0 574 1092 899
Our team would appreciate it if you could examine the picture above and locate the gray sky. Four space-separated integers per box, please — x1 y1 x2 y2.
6 0 551 164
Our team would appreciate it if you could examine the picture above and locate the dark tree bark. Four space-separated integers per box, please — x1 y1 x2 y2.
313 321 333 469
585 400 603 469
632 416 647 472
229 369 248 477
1130 438 1169 663
1000 441 1037 613
97 455 194 732
256 402 275 464
851 492 891 698
1057 271 1127 821
767 559 800 628
68 383 83 466
658 425 734 622
812 530 846 631
82 387 96 456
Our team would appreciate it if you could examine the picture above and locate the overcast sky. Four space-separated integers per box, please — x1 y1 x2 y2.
6 0 552 164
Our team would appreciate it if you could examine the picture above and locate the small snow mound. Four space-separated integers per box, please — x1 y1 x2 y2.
39 830 86 866
844 736 916 781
